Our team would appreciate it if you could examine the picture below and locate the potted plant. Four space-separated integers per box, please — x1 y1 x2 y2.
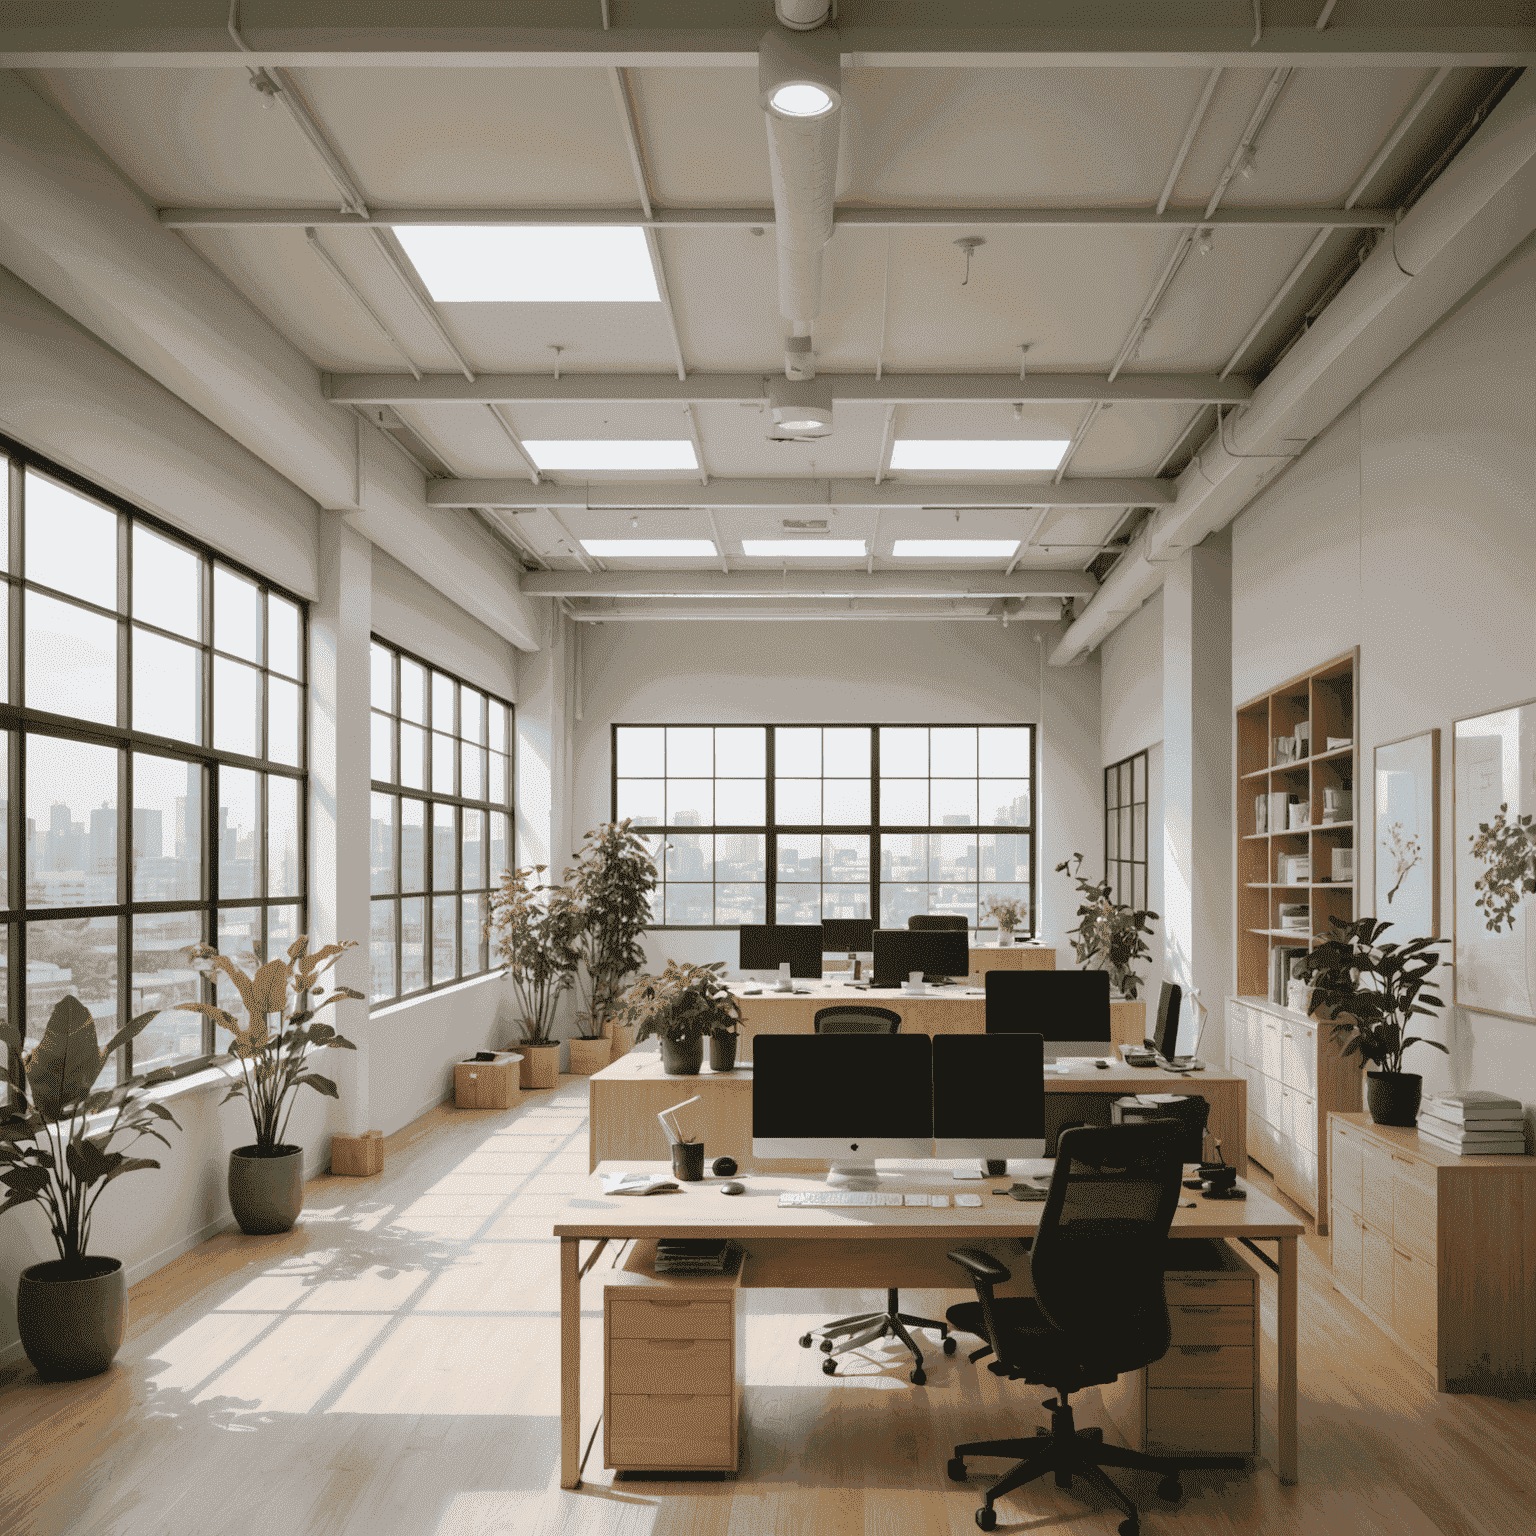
566 820 660 1069
489 865 580 1088
985 896 1027 946
615 960 744 1076
182 936 364 1234
0 997 181 1379
1056 852 1158 999
1298 915 1448 1126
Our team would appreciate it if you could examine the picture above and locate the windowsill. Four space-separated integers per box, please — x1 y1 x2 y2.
369 969 505 1021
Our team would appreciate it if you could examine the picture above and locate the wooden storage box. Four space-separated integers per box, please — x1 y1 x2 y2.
454 1055 520 1110
330 1129 383 1176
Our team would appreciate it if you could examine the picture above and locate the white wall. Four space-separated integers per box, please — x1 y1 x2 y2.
566 618 1103 974
1231 237 1536 1118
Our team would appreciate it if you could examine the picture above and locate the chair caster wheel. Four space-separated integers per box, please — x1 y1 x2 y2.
975 1508 997 1531
822 1358 837 1376
1118 1521 1140 1536
947 1457 967 1483
820 1338 834 1353
799 1333 813 1348
1157 1476 1183 1502
943 1336 957 1355
910 1368 926 1385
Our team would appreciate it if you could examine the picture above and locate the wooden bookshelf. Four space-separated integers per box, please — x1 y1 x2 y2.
1235 649 1358 998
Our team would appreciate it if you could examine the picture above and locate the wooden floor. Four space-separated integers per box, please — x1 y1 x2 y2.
3 1078 1533 1536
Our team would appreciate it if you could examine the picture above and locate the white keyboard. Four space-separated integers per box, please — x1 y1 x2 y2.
777 1192 956 1208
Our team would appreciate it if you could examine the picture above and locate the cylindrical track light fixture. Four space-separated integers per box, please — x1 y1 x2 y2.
768 376 834 436
759 30 841 120
775 0 832 32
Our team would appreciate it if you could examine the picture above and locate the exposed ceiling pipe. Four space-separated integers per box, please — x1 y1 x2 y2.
1051 68 1536 665
759 30 842 380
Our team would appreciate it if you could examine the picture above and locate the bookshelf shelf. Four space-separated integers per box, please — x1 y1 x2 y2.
1239 744 1355 782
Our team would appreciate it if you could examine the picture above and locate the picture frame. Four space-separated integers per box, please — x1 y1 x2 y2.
1453 698 1536 1023
1374 728 1438 941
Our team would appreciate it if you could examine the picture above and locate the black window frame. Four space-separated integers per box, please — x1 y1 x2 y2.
1104 747 1149 911
610 722 1037 936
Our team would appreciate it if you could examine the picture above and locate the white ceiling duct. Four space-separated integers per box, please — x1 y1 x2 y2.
759 30 842 375
775 0 832 31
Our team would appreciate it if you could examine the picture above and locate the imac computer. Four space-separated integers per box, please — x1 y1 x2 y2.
738 923 823 987
752 1033 933 1186
933 1034 1046 1176
1153 981 1185 1060
984 970 1112 1062
822 917 875 956
869 927 969 988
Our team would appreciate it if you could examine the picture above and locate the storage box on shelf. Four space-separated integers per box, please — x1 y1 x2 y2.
1328 1113 1536 1394
603 1240 745 1472
1227 995 1359 1233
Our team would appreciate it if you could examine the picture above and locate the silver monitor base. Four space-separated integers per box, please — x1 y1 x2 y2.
826 1162 880 1189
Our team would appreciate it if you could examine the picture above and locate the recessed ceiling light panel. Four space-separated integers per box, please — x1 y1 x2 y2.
581 540 718 557
891 540 1021 558
392 226 660 303
741 540 866 558
759 32 842 119
524 441 698 471
889 440 1070 471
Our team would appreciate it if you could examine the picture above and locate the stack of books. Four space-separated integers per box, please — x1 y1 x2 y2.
1277 902 1310 932
1322 783 1353 823
1269 944 1308 1006
1417 1091 1528 1155
655 1238 735 1274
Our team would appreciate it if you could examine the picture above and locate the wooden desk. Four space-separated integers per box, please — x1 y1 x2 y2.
590 1050 1246 1173
555 1162 1303 1488
969 944 1056 979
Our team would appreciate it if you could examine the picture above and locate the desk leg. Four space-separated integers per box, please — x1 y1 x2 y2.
560 1236 581 1489
1278 1234 1297 1485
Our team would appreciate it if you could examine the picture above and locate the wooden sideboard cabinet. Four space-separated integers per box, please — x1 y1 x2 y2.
1329 1113 1536 1394
1228 995 1360 1234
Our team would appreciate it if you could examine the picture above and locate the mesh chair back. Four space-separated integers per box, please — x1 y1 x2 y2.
908 914 969 931
813 1005 902 1034
1029 1123 1184 1377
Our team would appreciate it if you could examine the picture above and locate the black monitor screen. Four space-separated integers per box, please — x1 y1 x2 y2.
823 917 874 952
871 928 969 984
985 970 1111 1040
752 1034 934 1140
933 1034 1045 1140
738 923 823 978
1154 982 1184 1058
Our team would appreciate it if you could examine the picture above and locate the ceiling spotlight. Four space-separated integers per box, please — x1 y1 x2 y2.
759 31 842 120
1196 228 1214 257
767 376 833 438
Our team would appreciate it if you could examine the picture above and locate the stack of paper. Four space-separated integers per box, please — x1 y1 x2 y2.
1417 1091 1527 1155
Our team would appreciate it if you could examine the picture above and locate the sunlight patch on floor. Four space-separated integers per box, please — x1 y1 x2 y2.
194 1312 390 1414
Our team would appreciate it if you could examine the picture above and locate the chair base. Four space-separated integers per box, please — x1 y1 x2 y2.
949 1391 1245 1534
799 1287 955 1384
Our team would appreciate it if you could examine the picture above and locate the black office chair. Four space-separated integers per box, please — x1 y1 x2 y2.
796 1006 954 1385
944 1124 1244 1535
908 914 969 930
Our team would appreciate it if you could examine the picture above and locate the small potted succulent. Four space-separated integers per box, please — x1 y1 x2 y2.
0 997 181 1379
182 936 364 1234
488 866 581 1088
986 895 1027 946
1298 915 1447 1126
615 961 744 1076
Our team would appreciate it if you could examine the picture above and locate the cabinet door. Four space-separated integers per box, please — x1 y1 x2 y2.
1331 1121 1362 1215
1393 1244 1437 1367
1361 1222 1394 1323
1281 1024 1318 1094
1391 1153 1438 1264
1260 1014 1283 1079
1361 1138 1394 1232
1332 1206 1363 1297
1227 1003 1247 1069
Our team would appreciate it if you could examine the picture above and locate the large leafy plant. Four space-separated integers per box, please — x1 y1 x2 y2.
182 936 364 1154
1298 915 1449 1075
1055 852 1159 1000
488 866 582 1046
566 821 659 1040
614 960 743 1046
1470 802 1536 932
0 998 181 1274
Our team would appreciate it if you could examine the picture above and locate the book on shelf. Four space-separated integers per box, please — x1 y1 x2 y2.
1294 721 1311 755
1422 1090 1523 1123
1274 736 1299 765
1269 944 1309 1006
1255 793 1268 834
1267 790 1297 828
1277 853 1310 884
1332 846 1355 882
1417 1126 1528 1156
1288 801 1311 830
1418 1110 1525 1139
1322 784 1353 822
1326 736 1352 751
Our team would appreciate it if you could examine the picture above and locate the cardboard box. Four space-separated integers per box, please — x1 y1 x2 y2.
455 1056 520 1110
331 1129 384 1177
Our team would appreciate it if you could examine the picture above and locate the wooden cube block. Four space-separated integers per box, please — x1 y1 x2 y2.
455 1057 518 1110
331 1129 384 1176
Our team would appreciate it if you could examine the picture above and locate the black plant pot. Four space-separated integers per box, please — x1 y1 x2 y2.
708 1031 738 1073
1366 1071 1422 1127
660 1035 704 1076
16 1257 126 1381
228 1144 305 1234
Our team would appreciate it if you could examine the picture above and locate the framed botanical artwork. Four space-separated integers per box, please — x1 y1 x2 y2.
1454 698 1536 1023
1374 729 1439 941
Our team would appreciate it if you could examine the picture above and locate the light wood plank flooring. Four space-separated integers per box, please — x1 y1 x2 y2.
3 1077 1533 1536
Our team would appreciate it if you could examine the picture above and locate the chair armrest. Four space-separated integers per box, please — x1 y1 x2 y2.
947 1247 1012 1286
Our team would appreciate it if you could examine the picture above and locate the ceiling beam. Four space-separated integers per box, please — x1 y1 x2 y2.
4 16 1530 70
333 371 1252 407
565 598 1060 622
159 203 1397 231
524 570 1097 599
430 477 1172 510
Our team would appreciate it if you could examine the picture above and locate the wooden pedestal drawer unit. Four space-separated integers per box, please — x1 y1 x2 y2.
1099 1239 1260 1458
603 1241 745 1473
1328 1113 1536 1394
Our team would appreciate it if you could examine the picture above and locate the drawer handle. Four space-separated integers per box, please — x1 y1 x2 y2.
1391 1154 1420 1167
1394 1248 1413 1262
1179 1279 1218 1288
645 1339 696 1350
1178 1345 1223 1355
1177 1306 1221 1315
644 1299 695 1309
644 1394 696 1402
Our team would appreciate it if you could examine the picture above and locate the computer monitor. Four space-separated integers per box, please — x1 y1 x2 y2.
822 917 874 953
870 927 969 986
1153 981 1184 1059
984 970 1112 1061
752 1033 934 1186
933 1034 1045 1164
738 923 823 979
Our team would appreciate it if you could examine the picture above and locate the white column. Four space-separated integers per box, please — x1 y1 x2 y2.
514 604 570 874
309 515 374 1131
1163 530 1233 1061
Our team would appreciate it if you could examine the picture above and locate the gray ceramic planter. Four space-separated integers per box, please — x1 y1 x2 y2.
228 1144 304 1234
17 1256 127 1381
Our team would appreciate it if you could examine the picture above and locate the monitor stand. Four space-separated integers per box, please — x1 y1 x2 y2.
826 1161 880 1190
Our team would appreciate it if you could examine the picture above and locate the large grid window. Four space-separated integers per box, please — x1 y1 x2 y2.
1105 748 1148 910
613 724 1034 933
1 437 307 1095
368 640 511 1006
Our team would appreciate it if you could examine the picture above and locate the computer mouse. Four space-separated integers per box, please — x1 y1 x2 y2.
719 1180 745 1196
1094 1059 1111 1069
